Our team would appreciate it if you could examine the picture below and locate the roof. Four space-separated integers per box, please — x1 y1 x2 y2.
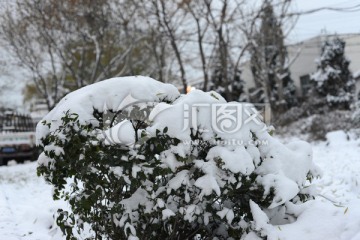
287 33 360 47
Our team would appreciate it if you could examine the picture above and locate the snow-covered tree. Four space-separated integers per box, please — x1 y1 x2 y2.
310 37 355 109
250 1 297 111
210 57 246 102
37 76 319 239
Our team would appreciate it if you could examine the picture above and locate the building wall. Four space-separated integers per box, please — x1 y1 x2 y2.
288 34 360 97
241 34 360 99
287 36 322 97
345 35 360 73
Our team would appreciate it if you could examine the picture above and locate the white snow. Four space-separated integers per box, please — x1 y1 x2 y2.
256 137 316 186
0 162 67 240
167 170 190 194
216 208 235 224
120 188 149 212
311 65 340 85
36 76 180 145
149 90 227 142
148 91 274 177
160 150 183 172
249 200 270 234
194 173 221 198
257 174 300 209
354 70 360 79
103 120 136 145
162 209 176 220
206 145 255 175
1 130 360 239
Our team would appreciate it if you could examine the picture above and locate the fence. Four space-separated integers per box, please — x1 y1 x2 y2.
0 109 35 132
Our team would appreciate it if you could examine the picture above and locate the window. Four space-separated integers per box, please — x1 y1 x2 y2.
300 74 312 96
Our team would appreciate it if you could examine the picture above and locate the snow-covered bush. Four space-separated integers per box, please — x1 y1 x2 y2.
37 76 319 239
310 37 355 109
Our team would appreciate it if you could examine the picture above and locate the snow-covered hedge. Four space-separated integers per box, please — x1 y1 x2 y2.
37 76 319 239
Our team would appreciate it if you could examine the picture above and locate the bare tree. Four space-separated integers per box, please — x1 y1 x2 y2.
181 0 211 91
1 0 300 109
0 0 164 110
149 0 189 93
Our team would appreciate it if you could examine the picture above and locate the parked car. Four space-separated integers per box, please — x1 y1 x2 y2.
0 108 38 165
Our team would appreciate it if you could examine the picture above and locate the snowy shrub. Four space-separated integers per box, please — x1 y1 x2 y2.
275 110 359 141
37 76 319 239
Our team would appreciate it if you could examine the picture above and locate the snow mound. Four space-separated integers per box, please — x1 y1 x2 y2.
36 76 180 145
326 130 349 146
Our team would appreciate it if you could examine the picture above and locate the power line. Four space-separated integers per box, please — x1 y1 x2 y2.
287 3 360 17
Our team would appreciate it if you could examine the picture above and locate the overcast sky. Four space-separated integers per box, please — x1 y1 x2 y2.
2 0 360 109
288 0 360 43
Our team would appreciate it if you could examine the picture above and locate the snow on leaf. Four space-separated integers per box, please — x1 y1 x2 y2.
167 170 189 194
124 222 136 237
249 200 270 231
162 209 176 220
257 174 299 209
206 146 254 175
216 208 235 224
194 174 221 198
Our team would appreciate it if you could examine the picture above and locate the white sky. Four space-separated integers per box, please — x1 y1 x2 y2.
288 0 360 43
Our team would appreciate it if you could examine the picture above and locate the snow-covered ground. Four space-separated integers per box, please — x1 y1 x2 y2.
0 161 66 240
271 130 360 240
0 130 360 240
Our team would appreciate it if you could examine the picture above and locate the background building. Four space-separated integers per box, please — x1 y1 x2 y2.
241 33 360 101
288 34 360 99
